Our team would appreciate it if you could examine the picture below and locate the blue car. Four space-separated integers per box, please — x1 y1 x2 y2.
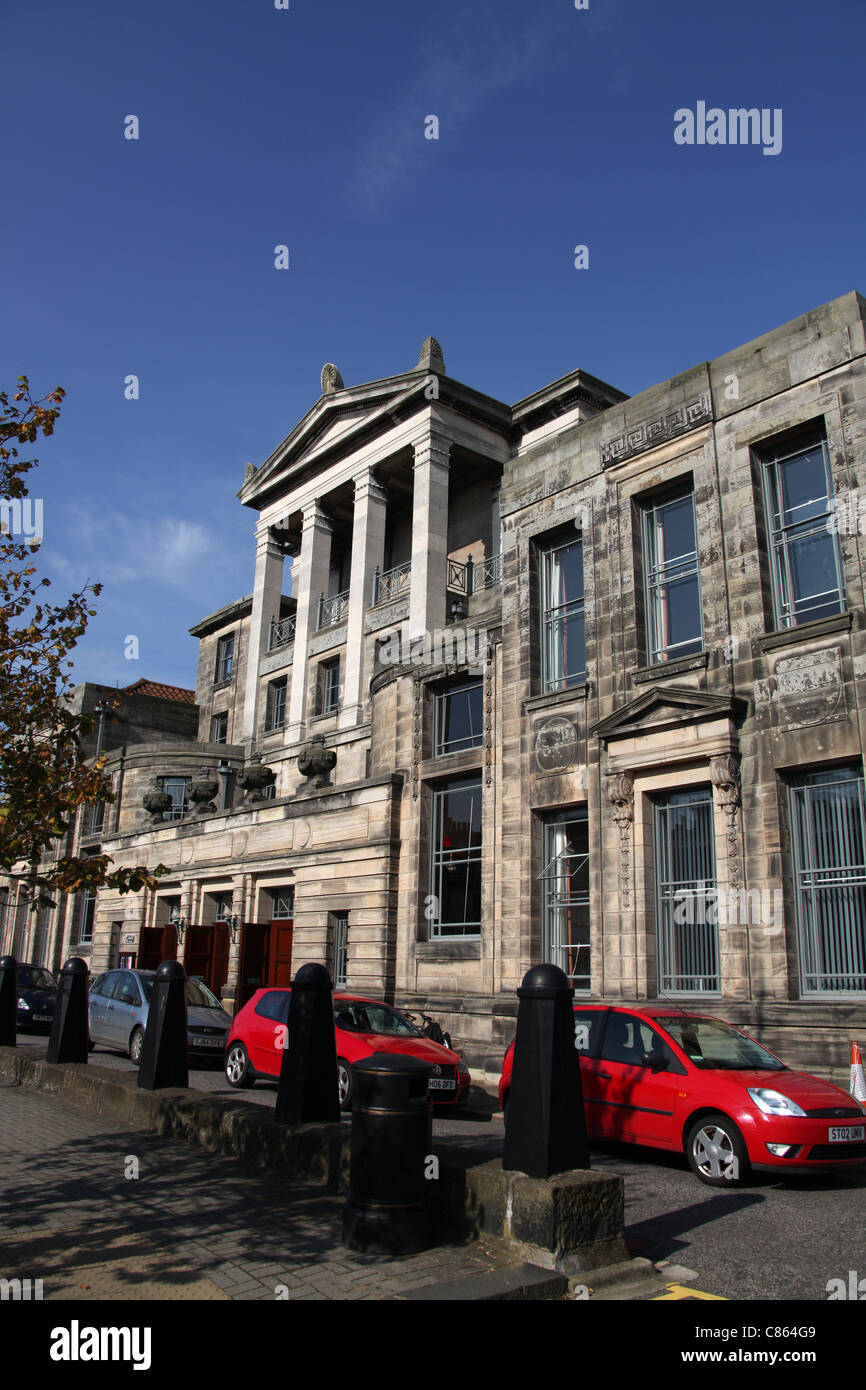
16 964 58 1033
88 968 231 1065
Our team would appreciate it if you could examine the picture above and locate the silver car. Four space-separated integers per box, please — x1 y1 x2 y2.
88 968 231 1065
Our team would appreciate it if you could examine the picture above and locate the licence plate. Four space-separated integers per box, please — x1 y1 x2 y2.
34 1015 51 1022
428 1078 456 1091
193 1037 225 1048
829 1125 865 1143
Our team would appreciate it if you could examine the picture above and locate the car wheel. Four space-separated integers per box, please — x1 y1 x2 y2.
337 1057 353 1112
686 1112 749 1186
129 1026 145 1067
225 1042 253 1089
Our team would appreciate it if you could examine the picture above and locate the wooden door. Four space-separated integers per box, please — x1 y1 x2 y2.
184 924 229 996
238 923 269 1008
267 920 294 987
139 926 177 972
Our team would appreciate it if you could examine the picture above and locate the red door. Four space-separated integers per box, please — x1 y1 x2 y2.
238 924 269 1009
267 919 294 987
184 924 229 997
138 926 178 972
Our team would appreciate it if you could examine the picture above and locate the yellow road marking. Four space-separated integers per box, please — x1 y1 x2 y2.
653 1283 727 1300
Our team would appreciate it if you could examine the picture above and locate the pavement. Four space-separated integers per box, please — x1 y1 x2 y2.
0 1079 584 1301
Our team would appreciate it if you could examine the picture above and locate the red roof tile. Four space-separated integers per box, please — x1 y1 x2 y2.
122 679 196 705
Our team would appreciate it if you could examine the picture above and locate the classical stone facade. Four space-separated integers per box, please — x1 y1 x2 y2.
6 295 866 1081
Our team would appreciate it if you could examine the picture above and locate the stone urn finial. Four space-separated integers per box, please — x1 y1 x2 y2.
298 734 337 789
142 778 172 824
237 753 276 803
189 765 219 815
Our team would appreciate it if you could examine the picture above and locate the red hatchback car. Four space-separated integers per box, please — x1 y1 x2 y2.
225 988 471 1110
499 1004 866 1185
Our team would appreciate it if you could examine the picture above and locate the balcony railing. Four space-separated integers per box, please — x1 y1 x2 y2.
371 562 411 606
268 614 297 650
317 589 349 629
446 552 502 597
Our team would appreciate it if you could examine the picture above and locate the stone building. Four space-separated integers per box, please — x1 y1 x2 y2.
6 295 866 1080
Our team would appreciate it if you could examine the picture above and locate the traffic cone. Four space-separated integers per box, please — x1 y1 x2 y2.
850 1041 866 1105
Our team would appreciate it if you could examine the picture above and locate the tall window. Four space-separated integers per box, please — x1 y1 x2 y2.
761 432 845 628
210 712 228 743
264 677 287 732
161 777 190 821
790 766 866 995
333 912 349 989
655 788 719 993
434 680 483 756
541 536 585 691
316 658 340 715
429 777 482 938
540 808 590 991
76 889 96 945
642 490 703 664
215 633 235 683
213 892 233 922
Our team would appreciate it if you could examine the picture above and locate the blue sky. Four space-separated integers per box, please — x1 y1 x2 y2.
3 0 864 691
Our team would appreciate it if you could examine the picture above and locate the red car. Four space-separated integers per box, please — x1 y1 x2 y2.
499 1004 866 1186
225 989 471 1110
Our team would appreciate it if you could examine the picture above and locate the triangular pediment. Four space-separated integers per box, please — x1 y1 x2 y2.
591 685 748 743
239 372 431 506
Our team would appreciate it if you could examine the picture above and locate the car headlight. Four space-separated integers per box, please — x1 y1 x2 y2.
747 1087 806 1117
17 998 30 1010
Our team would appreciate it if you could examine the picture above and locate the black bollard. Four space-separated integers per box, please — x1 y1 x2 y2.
275 962 340 1125
0 957 18 1046
137 959 188 1090
46 957 90 1064
342 1053 432 1255
502 962 590 1178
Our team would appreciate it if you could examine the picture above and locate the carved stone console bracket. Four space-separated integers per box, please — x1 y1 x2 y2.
607 771 635 909
710 753 742 889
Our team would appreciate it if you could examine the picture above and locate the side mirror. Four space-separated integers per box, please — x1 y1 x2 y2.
644 1049 669 1072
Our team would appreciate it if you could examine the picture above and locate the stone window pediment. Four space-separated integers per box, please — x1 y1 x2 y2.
591 685 748 744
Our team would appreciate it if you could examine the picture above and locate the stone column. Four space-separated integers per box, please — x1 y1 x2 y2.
241 530 286 741
408 431 451 641
340 471 388 729
285 502 334 744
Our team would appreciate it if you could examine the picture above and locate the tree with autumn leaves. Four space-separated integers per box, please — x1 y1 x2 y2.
0 376 164 915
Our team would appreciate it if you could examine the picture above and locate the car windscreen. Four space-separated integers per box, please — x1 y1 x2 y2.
655 1017 786 1071
334 1002 422 1037
185 979 222 1009
17 966 57 991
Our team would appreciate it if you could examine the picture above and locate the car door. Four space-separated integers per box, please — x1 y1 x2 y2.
89 971 121 1043
571 1007 609 1139
104 971 141 1048
248 990 290 1076
594 1011 686 1146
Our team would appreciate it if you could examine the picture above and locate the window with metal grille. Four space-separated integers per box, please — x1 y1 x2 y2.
760 432 845 628
214 633 235 683
429 777 482 938
265 677 287 732
655 787 719 993
642 490 703 664
333 912 349 988
539 808 590 991
271 889 294 919
76 889 96 944
540 536 585 691
790 765 866 995
161 778 190 821
434 680 483 756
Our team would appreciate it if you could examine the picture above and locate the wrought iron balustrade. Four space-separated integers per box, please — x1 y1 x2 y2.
371 561 412 606
268 614 297 649
317 589 350 629
446 551 502 597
